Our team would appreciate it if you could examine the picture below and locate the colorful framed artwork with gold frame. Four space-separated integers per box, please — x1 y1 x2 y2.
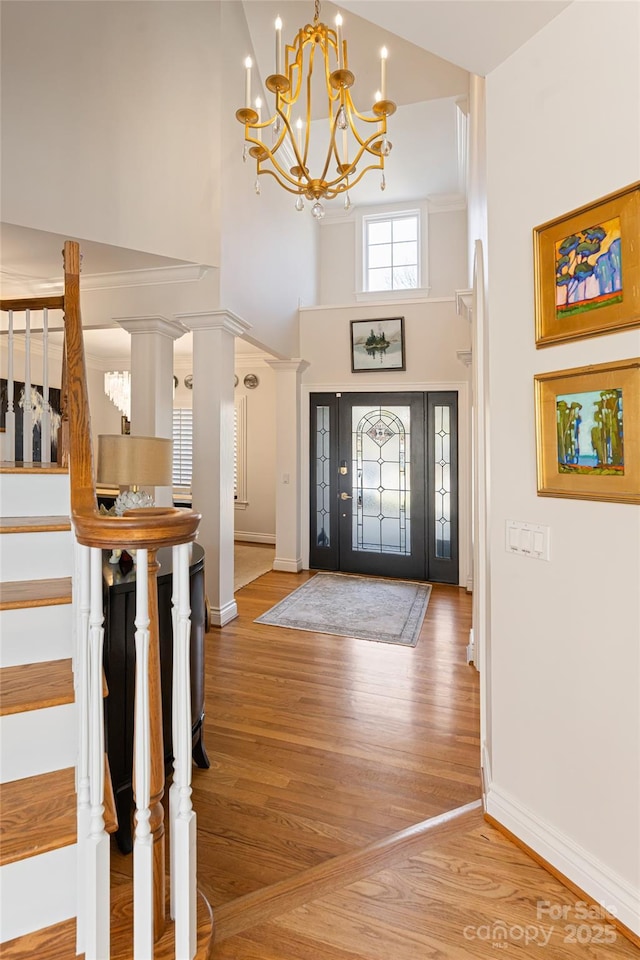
534 358 640 503
534 182 640 347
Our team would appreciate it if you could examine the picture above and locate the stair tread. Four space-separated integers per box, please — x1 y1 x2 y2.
0 577 72 610
0 516 71 534
0 462 67 474
0 767 76 867
0 659 74 716
0 919 76 960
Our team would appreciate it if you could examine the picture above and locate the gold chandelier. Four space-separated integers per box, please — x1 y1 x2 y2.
236 1 396 218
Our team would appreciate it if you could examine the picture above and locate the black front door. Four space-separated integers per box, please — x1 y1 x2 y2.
310 392 458 583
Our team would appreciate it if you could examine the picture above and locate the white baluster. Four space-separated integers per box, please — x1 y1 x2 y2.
24 309 32 462
133 548 154 960
86 547 110 960
5 311 15 460
171 542 197 959
41 308 51 460
75 541 91 954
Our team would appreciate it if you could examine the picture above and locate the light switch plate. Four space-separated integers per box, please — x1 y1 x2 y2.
505 520 550 561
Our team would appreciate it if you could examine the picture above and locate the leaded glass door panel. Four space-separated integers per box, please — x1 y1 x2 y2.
338 393 426 579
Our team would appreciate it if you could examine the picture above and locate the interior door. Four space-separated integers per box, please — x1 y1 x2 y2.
310 391 458 584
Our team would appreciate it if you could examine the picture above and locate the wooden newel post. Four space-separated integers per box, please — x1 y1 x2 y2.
147 549 166 941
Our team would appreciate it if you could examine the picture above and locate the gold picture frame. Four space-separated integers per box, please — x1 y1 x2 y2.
534 181 640 347
534 358 640 503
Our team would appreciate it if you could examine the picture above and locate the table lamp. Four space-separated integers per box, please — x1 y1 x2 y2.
97 434 173 517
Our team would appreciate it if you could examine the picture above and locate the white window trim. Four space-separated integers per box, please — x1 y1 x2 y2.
234 395 248 508
356 200 430 301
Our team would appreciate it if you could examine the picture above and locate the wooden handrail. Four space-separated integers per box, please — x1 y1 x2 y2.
0 295 65 311
60 240 201 547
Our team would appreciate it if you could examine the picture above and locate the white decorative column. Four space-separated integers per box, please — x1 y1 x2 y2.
178 310 251 627
116 315 187 507
265 359 309 573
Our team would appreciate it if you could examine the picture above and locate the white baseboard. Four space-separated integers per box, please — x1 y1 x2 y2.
234 532 276 545
466 575 473 593
486 784 640 936
466 627 475 666
208 599 238 627
273 557 303 573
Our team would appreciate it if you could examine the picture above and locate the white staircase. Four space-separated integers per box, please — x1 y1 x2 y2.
0 464 78 947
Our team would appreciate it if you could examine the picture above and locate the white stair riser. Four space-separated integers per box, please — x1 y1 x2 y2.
0 604 73 667
0 844 77 943
0 703 77 784
0 473 70 517
0 530 73 582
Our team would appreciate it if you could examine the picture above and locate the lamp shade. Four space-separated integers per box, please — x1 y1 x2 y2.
97 435 173 487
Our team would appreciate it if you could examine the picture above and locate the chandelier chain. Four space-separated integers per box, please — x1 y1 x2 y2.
314 0 320 24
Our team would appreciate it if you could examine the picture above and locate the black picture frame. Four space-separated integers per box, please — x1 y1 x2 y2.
350 317 405 373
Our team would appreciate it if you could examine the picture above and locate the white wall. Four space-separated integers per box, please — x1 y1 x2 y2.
217 2 317 359
301 300 470 385
233 359 276 541
317 204 467 305
1 1 221 266
485 0 640 931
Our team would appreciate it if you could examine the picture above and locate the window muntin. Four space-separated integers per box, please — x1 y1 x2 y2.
365 213 419 292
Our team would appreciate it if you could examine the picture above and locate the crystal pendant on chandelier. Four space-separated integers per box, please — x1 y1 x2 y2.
242 144 249 162
380 138 392 157
336 105 348 130
295 196 305 212
311 201 325 220
380 173 386 191
344 192 351 211
254 179 261 195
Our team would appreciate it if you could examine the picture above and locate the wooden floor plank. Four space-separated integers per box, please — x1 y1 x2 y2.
0 767 76 866
0 576 72 610
211 810 640 960
0 658 74 715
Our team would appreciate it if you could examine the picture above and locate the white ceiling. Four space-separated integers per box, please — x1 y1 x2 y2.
337 0 572 76
1 0 571 362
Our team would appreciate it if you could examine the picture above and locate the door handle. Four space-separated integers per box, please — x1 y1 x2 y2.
340 492 353 500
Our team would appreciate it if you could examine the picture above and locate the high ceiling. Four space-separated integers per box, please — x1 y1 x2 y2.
1 0 572 358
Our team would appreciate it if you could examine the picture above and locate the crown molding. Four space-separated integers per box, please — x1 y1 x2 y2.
4 263 211 297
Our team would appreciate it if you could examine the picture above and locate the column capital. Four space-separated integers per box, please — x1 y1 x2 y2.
265 358 310 375
115 315 187 341
176 309 252 338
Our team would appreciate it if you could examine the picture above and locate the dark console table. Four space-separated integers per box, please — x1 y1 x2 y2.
102 543 209 852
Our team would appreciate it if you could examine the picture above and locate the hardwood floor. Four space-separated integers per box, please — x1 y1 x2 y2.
110 570 638 958
211 806 640 959
188 571 481 908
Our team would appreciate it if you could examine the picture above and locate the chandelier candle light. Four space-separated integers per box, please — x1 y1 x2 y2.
236 1 396 218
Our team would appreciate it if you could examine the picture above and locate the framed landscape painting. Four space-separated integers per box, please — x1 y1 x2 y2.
534 358 640 503
534 182 640 347
350 317 405 373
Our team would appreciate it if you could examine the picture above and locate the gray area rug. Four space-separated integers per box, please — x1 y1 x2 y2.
255 573 432 646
